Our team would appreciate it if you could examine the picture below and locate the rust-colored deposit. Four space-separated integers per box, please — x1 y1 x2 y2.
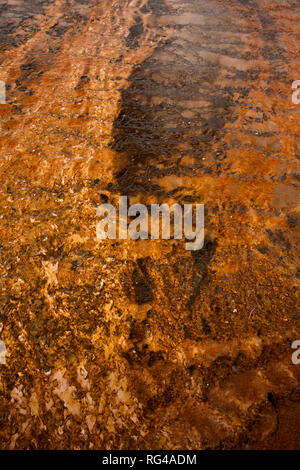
0 0 299 450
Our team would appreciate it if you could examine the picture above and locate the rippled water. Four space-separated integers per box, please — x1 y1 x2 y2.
0 0 299 450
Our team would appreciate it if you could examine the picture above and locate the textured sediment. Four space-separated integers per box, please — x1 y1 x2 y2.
0 0 299 449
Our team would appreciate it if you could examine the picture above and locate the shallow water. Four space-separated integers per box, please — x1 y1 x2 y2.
0 0 299 450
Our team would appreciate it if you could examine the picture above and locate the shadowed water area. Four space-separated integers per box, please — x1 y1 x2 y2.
0 0 299 449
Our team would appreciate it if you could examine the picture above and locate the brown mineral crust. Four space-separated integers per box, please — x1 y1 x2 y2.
0 0 299 450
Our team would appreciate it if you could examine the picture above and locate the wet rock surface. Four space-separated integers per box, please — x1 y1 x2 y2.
0 0 299 449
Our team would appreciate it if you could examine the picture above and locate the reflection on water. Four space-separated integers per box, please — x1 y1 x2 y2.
112 0 252 189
